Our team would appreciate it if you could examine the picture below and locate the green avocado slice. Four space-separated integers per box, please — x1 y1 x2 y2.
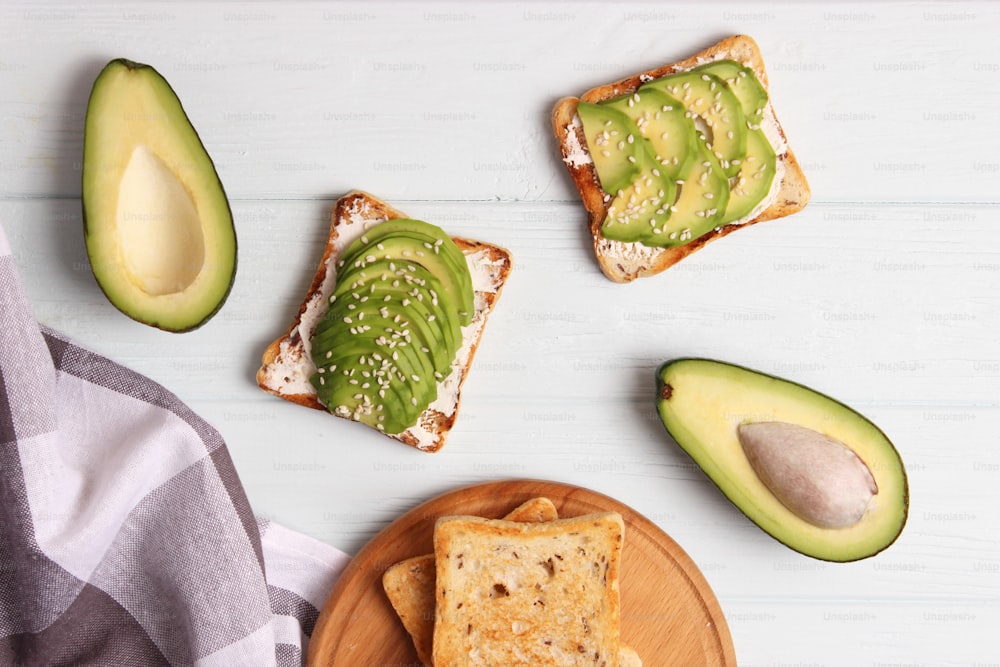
603 87 700 182
720 128 777 225
82 58 236 332
689 59 768 123
312 323 435 430
639 143 729 247
640 71 748 177
320 277 457 377
327 259 460 354
576 101 644 195
338 219 474 326
655 358 908 562
600 147 677 244
311 357 414 435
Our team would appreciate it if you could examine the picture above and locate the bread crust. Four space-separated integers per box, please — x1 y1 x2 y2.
255 190 512 452
552 35 810 282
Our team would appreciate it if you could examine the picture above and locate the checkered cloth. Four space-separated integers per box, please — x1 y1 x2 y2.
0 226 350 666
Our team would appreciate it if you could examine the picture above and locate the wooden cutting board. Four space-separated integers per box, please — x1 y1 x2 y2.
307 479 736 666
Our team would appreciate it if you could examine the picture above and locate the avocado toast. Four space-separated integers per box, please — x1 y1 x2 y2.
256 191 512 452
552 35 810 282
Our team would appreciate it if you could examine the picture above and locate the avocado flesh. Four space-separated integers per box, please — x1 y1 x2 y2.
641 71 747 177
690 60 768 123
601 149 677 244
576 101 644 195
315 273 444 415
313 361 413 435
82 58 235 332
341 232 473 328
338 219 474 326
319 275 456 377
605 88 699 182
655 358 908 562
310 220 472 434
640 143 729 247
313 318 435 434
721 128 776 224
324 259 460 355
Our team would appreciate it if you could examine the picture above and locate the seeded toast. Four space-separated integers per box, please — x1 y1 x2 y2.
382 498 560 667
551 34 810 283
255 190 512 452
432 512 625 666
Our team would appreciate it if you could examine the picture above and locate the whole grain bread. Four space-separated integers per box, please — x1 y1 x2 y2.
382 498 560 666
432 512 625 666
551 34 810 283
255 190 512 452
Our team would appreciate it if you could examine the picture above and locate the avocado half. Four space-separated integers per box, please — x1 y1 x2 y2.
656 358 908 562
82 59 236 332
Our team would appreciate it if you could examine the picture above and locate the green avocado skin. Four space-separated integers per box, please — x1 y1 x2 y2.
82 58 237 333
655 358 909 562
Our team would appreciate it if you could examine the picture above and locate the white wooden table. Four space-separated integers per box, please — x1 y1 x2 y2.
2 2 997 663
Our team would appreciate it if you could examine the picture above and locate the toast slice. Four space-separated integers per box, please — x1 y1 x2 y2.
256 190 512 452
382 498 560 667
552 34 810 283
432 512 625 666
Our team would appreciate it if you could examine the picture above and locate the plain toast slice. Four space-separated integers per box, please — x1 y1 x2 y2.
256 190 512 452
383 498 560 666
432 512 625 666
552 34 810 283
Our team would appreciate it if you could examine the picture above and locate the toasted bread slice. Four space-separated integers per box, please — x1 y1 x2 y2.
618 645 642 667
256 190 512 452
552 34 810 283
382 498 560 666
432 512 625 666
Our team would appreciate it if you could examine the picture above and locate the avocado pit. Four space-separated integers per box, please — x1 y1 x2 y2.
737 421 878 529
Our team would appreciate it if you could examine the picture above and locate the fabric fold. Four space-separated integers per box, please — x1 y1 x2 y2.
0 224 349 666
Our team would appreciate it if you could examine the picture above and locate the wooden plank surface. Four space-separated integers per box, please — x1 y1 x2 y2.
1 2 998 664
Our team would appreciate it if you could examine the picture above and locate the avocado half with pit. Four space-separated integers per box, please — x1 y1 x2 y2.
82 59 236 332
656 358 908 562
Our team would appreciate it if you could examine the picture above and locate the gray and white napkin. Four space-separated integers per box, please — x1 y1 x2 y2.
0 225 349 666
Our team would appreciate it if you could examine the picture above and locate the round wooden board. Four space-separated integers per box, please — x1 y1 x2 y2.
307 479 736 666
